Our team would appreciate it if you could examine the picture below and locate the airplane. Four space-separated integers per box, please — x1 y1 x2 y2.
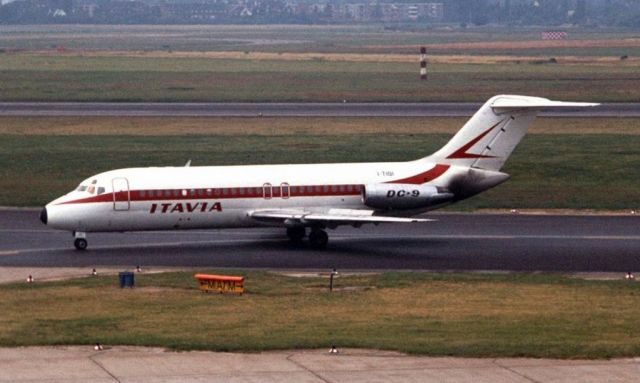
40 95 597 250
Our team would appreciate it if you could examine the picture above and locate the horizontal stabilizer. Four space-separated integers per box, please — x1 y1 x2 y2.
491 96 599 113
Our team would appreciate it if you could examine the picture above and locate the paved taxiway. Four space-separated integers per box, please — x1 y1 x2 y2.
0 102 637 117
2 347 639 383
1 210 638 271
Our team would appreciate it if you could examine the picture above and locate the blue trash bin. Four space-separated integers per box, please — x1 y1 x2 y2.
118 272 135 288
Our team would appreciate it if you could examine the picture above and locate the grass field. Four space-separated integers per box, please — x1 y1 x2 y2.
1 53 638 102
2 24 640 56
1 271 639 358
1 116 639 209
3 116 640 135
2 24 640 102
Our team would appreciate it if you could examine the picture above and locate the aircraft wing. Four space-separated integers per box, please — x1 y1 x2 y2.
249 208 432 226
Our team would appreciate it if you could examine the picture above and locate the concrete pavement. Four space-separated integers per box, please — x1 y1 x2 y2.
1 347 639 383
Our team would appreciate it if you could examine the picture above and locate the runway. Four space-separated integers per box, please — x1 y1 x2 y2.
1 210 638 272
1 102 638 117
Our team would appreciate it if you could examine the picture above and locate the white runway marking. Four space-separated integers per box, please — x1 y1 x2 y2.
332 234 640 240
0 238 283 255
4 228 640 242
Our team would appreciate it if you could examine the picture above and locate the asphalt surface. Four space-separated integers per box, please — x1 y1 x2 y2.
1 102 638 117
1 210 638 272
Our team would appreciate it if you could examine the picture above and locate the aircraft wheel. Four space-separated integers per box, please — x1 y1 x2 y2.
74 238 88 251
308 229 328 249
286 227 306 242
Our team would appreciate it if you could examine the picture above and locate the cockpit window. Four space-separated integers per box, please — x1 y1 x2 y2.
97 187 105 195
91 179 97 185
76 185 88 192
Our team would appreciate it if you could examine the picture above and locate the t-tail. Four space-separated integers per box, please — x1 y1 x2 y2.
425 95 598 200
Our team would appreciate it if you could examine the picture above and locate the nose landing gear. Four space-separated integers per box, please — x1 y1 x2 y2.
73 231 88 251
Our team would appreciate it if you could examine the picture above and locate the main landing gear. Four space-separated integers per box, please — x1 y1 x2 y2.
287 227 329 249
73 231 88 251
308 229 329 249
286 227 306 243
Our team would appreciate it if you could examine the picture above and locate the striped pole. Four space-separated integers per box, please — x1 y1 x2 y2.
420 46 427 80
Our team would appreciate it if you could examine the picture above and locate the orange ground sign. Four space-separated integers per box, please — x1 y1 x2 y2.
194 274 244 294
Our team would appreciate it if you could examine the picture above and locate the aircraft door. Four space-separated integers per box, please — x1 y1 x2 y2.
263 183 272 199
112 177 130 211
280 182 290 199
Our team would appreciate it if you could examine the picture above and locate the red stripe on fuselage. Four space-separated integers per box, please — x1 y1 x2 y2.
58 163 452 206
386 164 450 184
58 184 364 205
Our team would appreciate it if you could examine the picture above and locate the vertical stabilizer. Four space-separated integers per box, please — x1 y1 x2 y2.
428 95 598 171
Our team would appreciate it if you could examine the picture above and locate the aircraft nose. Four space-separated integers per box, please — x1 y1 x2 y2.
40 207 48 225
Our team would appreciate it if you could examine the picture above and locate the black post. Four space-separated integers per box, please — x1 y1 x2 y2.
329 268 338 292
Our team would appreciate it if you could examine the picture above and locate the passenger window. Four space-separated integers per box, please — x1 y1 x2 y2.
140 190 146 197
190 189 196 197
206 188 212 196
164 190 171 197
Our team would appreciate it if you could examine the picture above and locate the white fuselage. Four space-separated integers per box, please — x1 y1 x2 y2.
44 95 597 240
45 159 458 233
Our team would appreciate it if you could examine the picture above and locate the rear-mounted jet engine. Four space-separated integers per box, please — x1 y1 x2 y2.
362 184 454 210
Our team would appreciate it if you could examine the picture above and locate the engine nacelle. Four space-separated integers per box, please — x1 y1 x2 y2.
363 183 454 210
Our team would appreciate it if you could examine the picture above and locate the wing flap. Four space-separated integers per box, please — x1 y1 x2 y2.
250 209 431 225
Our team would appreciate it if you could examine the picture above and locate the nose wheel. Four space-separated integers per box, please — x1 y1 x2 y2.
308 229 329 249
74 238 88 251
73 231 88 251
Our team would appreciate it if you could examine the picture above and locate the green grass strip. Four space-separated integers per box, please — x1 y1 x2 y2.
2 134 639 209
1 271 639 358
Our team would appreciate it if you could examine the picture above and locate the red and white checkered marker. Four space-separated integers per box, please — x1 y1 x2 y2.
541 31 567 40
